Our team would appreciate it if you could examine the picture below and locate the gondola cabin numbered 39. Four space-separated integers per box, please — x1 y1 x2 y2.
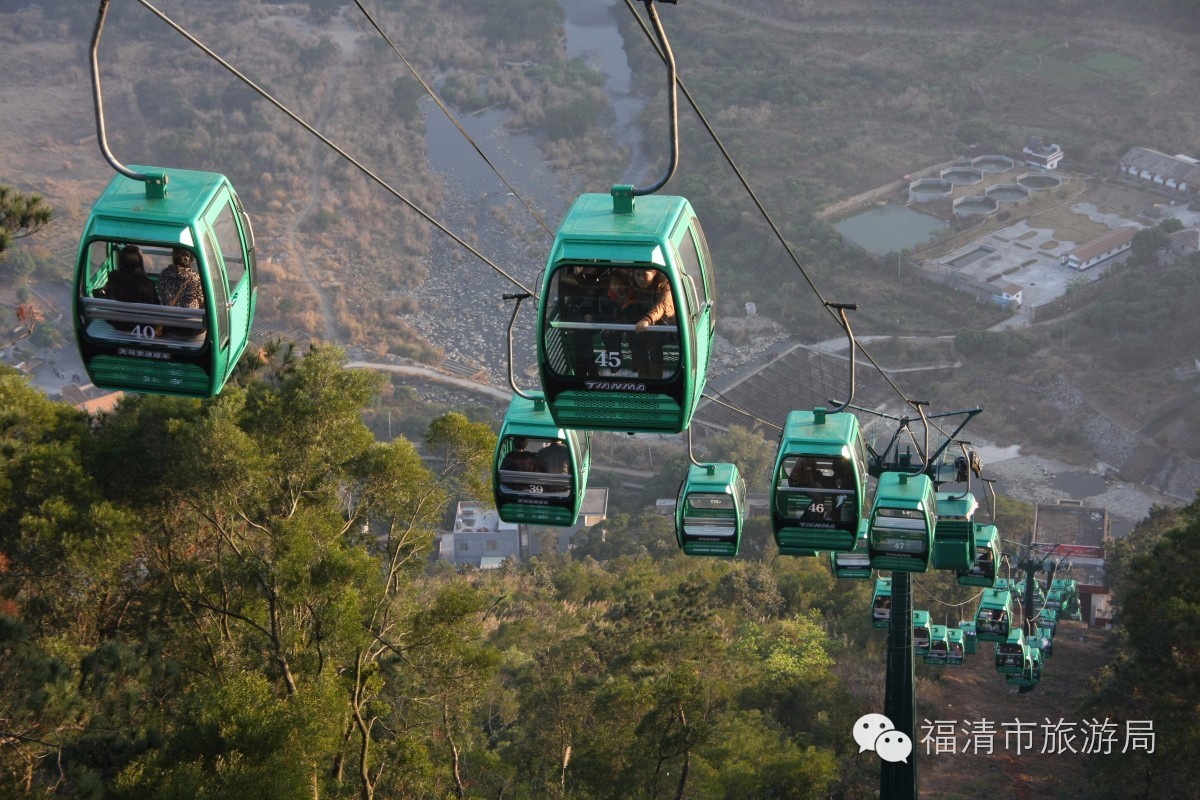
537 189 715 434
73 167 257 398
493 394 591 527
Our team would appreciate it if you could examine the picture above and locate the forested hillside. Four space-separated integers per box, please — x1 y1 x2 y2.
2 348 1194 798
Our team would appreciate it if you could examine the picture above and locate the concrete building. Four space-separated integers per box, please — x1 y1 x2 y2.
1032 500 1112 627
1023 136 1063 170
1118 146 1200 196
439 501 520 569
1166 226 1200 260
438 488 610 567
1061 226 1137 270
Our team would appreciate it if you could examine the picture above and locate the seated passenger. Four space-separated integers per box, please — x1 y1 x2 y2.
158 247 205 337
98 245 158 331
499 437 541 491
630 269 676 379
536 439 570 475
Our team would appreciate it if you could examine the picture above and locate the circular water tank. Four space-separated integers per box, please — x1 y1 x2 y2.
953 195 998 219
985 183 1030 203
941 167 983 186
1017 172 1063 191
908 178 952 202
745 302 757 318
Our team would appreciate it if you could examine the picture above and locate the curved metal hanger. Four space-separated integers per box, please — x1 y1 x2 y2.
824 302 857 414
91 0 165 195
502 292 535 400
686 425 709 471
629 0 679 197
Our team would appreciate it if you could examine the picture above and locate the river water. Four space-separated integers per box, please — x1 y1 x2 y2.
423 0 643 220
412 0 649 380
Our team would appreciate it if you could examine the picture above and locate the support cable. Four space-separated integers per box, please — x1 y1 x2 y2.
623 0 957 432
351 0 554 237
132 0 534 295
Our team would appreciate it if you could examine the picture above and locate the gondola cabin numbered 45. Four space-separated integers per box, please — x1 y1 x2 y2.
73 168 257 398
537 189 715 434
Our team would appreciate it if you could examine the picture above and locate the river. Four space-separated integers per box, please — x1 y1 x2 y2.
412 0 648 380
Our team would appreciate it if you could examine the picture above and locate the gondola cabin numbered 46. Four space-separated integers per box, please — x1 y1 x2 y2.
73 168 257 398
537 189 715 434
771 408 871 555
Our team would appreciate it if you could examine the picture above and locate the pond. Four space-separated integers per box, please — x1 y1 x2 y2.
833 204 949 256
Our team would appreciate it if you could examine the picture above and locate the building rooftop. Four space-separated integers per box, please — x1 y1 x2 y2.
1064 226 1137 262
1033 501 1110 550
1168 227 1200 251
452 501 517 533
1120 146 1200 183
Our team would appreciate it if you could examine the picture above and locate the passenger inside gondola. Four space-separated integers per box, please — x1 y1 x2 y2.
780 456 854 523
159 247 205 337
499 437 540 490
536 438 570 474
979 608 1008 634
97 244 158 330
873 595 892 620
969 546 995 579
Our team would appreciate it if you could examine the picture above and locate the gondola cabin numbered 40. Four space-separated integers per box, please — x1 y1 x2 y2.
73 167 257 397
537 189 715 434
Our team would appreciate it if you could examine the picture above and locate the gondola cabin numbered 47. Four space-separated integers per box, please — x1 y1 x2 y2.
537 189 715 434
868 472 938 573
73 168 257 398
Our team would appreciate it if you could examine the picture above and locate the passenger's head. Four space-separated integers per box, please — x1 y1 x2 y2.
118 244 144 273
633 269 658 288
511 437 528 451
171 247 196 269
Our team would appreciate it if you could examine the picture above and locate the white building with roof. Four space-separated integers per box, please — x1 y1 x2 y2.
1119 146 1200 195
1061 226 1137 270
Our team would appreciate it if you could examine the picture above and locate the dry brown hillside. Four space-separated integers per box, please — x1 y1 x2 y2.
917 622 1109 799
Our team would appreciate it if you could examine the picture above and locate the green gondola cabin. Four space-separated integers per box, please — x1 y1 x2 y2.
771 408 871 554
931 491 977 571
925 624 949 665
957 523 1001 588
871 577 893 629
537 190 715 434
675 462 746 557
73 167 256 397
959 619 978 655
946 627 966 665
995 629 1029 675
913 609 932 655
868 472 937 573
493 394 591 526
829 523 872 579
975 588 1013 643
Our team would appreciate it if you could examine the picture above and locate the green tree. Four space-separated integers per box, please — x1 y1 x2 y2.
1086 497 1200 798
0 184 53 263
